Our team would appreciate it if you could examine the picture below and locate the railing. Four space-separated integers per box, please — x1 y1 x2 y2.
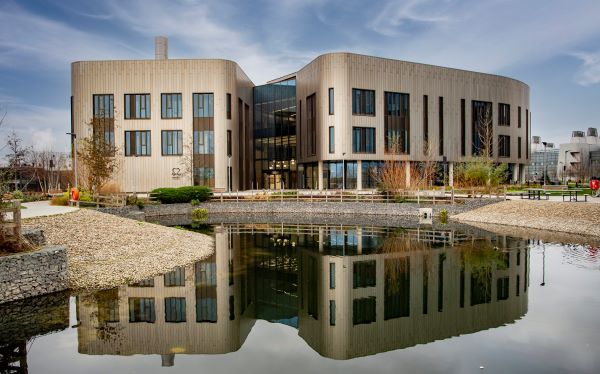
210 187 508 204
71 194 127 208
1 200 21 238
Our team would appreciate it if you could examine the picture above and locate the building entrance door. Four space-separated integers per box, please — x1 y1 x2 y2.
264 173 282 190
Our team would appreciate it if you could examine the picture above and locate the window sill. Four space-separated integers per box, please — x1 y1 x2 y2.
352 113 376 117
161 117 183 120
124 117 151 120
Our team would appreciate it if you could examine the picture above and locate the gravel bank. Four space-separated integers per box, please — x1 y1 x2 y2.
25 209 213 290
452 200 600 237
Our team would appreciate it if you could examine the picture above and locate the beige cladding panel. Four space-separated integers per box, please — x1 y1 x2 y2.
296 53 529 164
71 59 253 192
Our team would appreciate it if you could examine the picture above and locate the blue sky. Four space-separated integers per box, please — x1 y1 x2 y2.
1 0 599 153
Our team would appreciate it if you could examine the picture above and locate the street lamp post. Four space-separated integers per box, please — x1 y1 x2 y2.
542 141 548 186
564 150 569 184
66 132 78 207
342 152 346 190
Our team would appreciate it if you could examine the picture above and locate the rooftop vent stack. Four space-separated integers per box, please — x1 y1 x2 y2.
532 136 541 144
546 142 554 148
571 130 585 143
155 36 168 60
587 127 598 144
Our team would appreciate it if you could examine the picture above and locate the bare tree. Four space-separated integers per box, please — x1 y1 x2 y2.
377 137 437 196
77 119 119 193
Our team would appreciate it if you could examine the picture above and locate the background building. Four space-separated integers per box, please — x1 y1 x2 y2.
557 128 600 182
72 38 530 192
526 136 559 183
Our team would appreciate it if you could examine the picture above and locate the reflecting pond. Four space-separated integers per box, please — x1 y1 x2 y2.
1 222 600 373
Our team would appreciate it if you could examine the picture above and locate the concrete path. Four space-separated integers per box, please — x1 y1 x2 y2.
21 201 79 219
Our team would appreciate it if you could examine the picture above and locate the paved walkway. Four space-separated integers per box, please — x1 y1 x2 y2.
21 201 79 219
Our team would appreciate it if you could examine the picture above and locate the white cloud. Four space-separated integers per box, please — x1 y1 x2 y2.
571 51 600 86
0 97 70 154
365 0 600 77
0 1 144 71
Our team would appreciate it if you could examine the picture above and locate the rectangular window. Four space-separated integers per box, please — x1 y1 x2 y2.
329 300 336 326
353 297 376 325
97 289 119 323
193 93 214 117
193 167 215 187
165 297 186 323
472 100 493 157
307 94 317 155
498 103 510 126
461 99 466 156
329 126 335 153
499 135 511 157
328 87 334 115
161 93 182 118
92 94 115 148
518 106 522 128
93 94 114 119
227 130 232 157
128 297 155 323
352 89 375 115
384 258 410 320
422 256 429 314
518 136 522 158
439 96 444 156
161 130 183 156
226 93 232 119
125 130 151 156
516 275 521 296
384 92 410 154
438 253 445 312
471 266 492 306
124 94 150 119
229 295 235 321
526 109 529 159
329 262 336 289
194 130 214 154
497 277 510 300
353 260 376 288
352 127 376 154
196 257 217 322
164 267 185 286
423 95 429 154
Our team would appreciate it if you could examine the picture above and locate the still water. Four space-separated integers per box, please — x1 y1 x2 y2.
1 222 600 374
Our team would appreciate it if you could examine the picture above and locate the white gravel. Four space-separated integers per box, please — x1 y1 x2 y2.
25 209 214 290
452 200 600 237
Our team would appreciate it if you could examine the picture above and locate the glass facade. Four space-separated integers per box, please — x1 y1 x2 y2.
323 161 357 189
125 130 151 156
362 161 384 189
352 127 376 154
161 93 182 118
125 94 150 119
253 79 297 189
352 89 375 116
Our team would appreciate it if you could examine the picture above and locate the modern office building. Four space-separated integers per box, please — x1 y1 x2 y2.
71 38 530 192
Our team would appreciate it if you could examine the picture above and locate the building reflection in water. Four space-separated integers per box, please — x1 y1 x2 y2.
76 224 529 364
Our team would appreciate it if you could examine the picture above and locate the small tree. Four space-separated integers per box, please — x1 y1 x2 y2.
77 119 119 193
377 137 437 196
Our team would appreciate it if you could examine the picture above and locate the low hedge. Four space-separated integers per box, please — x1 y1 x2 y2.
151 186 213 204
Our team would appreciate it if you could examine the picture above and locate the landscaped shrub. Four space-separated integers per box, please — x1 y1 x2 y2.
51 194 69 206
11 190 24 200
151 186 212 204
191 199 200 206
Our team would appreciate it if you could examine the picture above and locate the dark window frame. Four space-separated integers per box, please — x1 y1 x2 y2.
498 135 511 158
461 99 466 156
125 130 152 157
352 88 376 116
423 95 429 155
161 130 183 156
226 93 232 119
329 126 335 154
384 91 410 154
124 93 151 119
328 87 334 115
161 93 182 119
438 96 444 156
352 127 376 154
498 103 510 127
